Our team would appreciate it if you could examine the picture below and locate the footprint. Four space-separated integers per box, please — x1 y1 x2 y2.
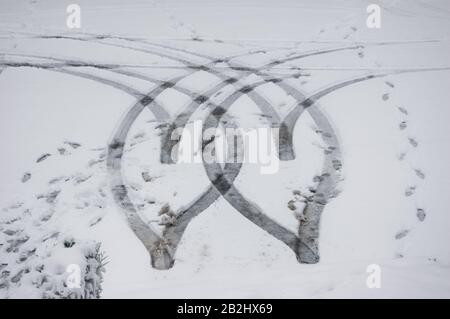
48 176 69 185
142 172 153 182
287 200 296 211
3 229 17 236
6 236 29 253
21 172 31 183
89 216 103 227
40 213 53 222
405 186 416 197
382 93 390 101
17 249 36 263
408 137 419 148
73 174 92 185
395 229 410 240
398 107 408 115
5 202 24 210
385 81 395 88
133 132 146 140
58 148 68 155
414 169 426 179
64 141 81 149
42 232 59 242
399 121 407 130
10 269 24 283
37 190 61 204
36 153 51 163
324 146 337 155
332 159 342 171
416 208 426 222
88 159 103 167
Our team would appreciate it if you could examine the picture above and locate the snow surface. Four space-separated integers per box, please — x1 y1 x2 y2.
1 0 450 298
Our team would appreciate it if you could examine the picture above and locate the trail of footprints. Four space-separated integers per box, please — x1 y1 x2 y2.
0 127 167 295
383 81 427 255
0 139 111 296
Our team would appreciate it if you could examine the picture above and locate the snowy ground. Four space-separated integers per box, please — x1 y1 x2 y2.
1 0 450 298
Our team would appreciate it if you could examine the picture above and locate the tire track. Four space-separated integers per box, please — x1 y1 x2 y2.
157 43 362 162
49 36 347 266
145 44 344 262
3 32 392 162
106 72 254 269
104 51 343 267
13 35 442 268
196 66 450 264
195 77 341 263
200 106 319 263
0 56 172 120
0 50 296 269
1 52 200 97
2 42 292 158
2 43 347 163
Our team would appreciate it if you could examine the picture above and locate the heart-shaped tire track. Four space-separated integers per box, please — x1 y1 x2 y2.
6 34 447 269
